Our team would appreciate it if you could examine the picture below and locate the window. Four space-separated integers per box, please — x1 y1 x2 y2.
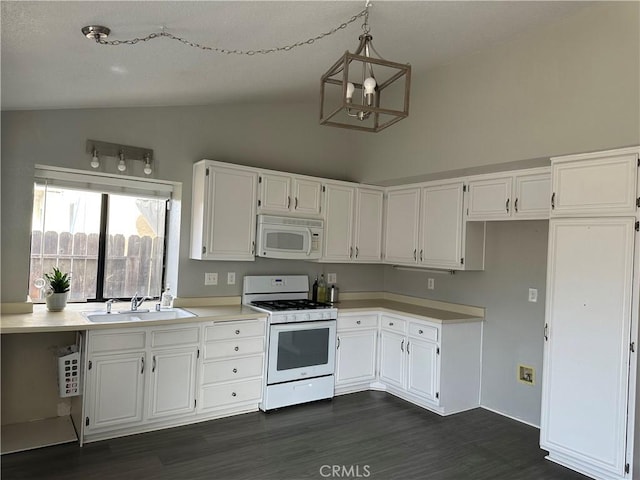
29 168 172 302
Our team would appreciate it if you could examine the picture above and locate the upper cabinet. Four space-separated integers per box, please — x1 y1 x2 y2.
190 160 258 261
323 183 383 263
550 148 639 217
384 182 484 270
258 173 322 216
466 167 551 221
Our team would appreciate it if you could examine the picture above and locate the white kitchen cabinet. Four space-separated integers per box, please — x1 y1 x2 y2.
335 313 379 393
198 319 266 416
323 183 383 263
386 181 484 270
259 172 322 216
85 352 146 432
383 188 421 264
85 324 201 440
147 348 198 420
190 160 258 261
377 313 482 415
541 217 636 479
550 148 639 217
466 167 551 221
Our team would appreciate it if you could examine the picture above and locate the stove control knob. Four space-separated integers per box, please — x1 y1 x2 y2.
323 311 331 319
303 313 311 321
310 312 321 321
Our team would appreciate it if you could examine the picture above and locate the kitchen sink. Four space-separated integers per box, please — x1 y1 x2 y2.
83 308 196 323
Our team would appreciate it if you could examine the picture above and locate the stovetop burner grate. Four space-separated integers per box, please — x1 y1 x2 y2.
251 299 332 311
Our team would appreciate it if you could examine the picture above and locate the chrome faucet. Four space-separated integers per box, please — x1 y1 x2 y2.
130 292 145 311
106 299 115 314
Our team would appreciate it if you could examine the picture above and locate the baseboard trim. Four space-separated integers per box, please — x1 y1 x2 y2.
480 405 540 429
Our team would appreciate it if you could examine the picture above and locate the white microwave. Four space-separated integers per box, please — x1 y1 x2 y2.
256 215 323 260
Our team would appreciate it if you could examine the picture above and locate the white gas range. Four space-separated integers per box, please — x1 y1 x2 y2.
242 275 337 411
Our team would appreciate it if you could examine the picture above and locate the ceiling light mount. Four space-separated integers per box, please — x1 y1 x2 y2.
81 25 111 41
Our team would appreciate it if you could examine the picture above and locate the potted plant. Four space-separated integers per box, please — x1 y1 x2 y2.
44 267 70 312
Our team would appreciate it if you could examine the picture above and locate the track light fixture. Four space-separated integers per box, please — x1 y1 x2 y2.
86 140 154 176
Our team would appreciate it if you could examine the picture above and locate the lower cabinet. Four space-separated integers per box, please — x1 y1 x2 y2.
198 319 266 415
335 313 378 393
83 318 266 442
340 312 482 416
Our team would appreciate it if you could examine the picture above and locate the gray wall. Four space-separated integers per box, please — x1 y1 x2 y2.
354 2 640 183
1 104 374 303
384 221 549 426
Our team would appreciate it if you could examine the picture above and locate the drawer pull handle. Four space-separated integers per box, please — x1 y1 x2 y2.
234 346 239 352
235 330 240 335
389 322 394 326
401 339 404 352
356 320 361 325
419 329 423 334
233 368 238 373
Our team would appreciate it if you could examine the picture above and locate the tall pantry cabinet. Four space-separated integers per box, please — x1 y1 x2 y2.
540 147 640 480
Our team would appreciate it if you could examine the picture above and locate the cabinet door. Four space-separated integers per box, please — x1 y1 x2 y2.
551 152 638 216
335 329 378 386
323 183 355 262
260 173 291 212
353 188 384 262
86 353 145 431
513 172 551 219
540 218 634 476
467 176 512 220
420 182 464 268
384 188 420 264
293 178 322 215
406 338 438 403
148 348 197 420
379 330 405 389
205 165 258 260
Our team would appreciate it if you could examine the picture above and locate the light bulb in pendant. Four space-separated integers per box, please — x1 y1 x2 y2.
117 152 127 172
345 82 355 102
363 77 376 106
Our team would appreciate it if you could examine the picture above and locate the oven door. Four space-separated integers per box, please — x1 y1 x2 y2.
267 320 336 384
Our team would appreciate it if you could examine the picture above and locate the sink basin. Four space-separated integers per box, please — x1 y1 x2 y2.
83 308 196 323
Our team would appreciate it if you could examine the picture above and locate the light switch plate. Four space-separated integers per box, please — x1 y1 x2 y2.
227 272 236 285
528 288 538 302
427 278 435 290
205 272 218 286
327 273 337 284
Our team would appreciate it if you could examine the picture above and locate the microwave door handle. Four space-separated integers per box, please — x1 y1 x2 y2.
306 228 313 256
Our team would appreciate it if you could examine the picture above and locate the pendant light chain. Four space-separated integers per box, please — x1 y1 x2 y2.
93 5 371 56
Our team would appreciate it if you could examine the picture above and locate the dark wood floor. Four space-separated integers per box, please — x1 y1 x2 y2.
2 391 588 480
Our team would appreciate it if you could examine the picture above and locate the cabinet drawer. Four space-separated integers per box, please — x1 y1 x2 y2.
202 355 263 384
338 314 378 330
380 316 406 333
408 323 438 342
200 378 262 409
89 330 146 353
151 326 199 348
205 320 265 341
204 338 264 360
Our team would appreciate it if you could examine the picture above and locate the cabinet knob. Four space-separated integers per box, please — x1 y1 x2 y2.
235 329 240 335
389 322 394 326
356 320 361 325
418 329 423 334
234 346 239 351
233 368 238 373
232 392 237 397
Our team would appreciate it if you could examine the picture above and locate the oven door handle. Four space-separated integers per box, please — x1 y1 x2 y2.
306 228 313 256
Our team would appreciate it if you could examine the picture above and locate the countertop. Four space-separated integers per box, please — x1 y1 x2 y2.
1 295 483 334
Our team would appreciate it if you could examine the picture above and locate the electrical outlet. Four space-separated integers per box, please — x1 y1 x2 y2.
327 273 337 284
205 272 218 286
427 278 435 290
528 288 538 303
518 365 535 385
227 272 236 285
